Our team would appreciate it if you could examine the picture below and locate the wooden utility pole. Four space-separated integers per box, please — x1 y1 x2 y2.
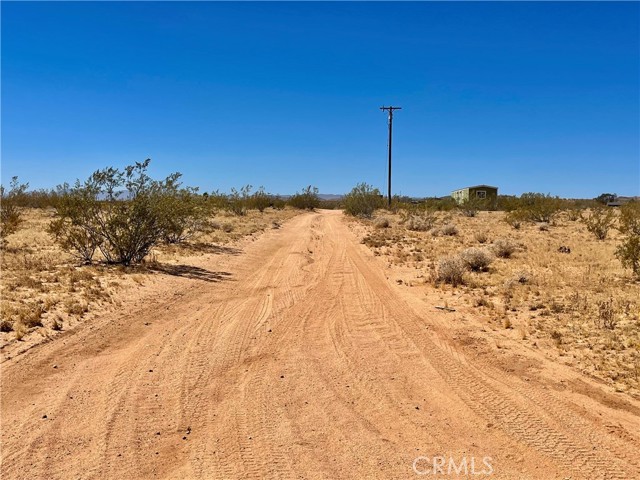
380 106 401 207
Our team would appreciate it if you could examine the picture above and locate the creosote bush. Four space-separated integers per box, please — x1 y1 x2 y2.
288 186 320 210
1 177 29 242
343 183 384 218
583 205 616 240
615 202 640 279
49 159 203 266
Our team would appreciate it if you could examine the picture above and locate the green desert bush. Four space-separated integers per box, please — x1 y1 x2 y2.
246 186 271 213
615 202 640 278
288 186 320 210
582 205 616 240
1 177 29 242
50 159 202 265
227 185 252 216
517 193 563 223
343 183 384 218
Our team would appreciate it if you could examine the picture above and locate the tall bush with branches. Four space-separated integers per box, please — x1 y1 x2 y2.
49 159 201 265
0 177 29 242
343 183 383 218
248 186 271 213
583 205 616 240
615 202 640 279
288 186 320 210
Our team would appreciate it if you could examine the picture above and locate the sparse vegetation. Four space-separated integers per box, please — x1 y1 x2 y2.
374 216 390 229
343 183 383 218
436 256 466 286
583 205 616 240
492 238 516 258
355 205 640 394
49 159 207 265
460 247 493 272
401 209 437 232
1 177 29 242
615 202 640 279
288 186 320 210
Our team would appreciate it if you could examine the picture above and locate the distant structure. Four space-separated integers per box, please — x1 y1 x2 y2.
451 185 498 205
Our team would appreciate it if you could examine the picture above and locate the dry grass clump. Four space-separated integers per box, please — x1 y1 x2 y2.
436 256 466 286
460 247 493 272
440 224 458 236
474 231 489 244
492 238 516 258
405 215 434 232
374 217 390 229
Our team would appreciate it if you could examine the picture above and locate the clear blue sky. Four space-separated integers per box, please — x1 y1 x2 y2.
2 2 639 198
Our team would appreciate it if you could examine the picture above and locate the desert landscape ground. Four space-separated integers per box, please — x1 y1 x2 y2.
1 206 639 479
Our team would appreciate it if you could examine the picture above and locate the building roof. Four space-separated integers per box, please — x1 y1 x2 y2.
453 185 498 191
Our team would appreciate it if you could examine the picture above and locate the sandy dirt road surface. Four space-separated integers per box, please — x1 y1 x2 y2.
2 210 640 479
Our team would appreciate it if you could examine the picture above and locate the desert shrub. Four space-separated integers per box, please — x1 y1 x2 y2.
615 236 640 279
615 202 640 278
227 185 251 216
596 298 617 330
157 188 208 243
247 186 271 213
374 216 390 228
618 201 640 236
595 193 617 205
436 256 466 286
318 198 342 210
207 190 230 211
474 231 489 244
50 159 200 265
458 197 488 217
400 207 437 232
288 186 320 210
504 210 523 229
421 197 457 211
440 223 458 236
1 177 29 242
271 196 286 210
505 193 562 225
492 238 516 258
460 247 493 272
582 205 616 240
566 207 584 222
343 183 384 218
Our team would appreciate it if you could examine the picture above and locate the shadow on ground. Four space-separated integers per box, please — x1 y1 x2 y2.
168 243 243 255
149 264 233 282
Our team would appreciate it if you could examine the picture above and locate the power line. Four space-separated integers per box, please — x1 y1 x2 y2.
380 106 401 207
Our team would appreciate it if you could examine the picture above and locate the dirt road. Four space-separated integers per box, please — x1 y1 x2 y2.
2 210 639 479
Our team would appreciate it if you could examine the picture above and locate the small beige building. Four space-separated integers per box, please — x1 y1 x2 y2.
451 185 498 204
